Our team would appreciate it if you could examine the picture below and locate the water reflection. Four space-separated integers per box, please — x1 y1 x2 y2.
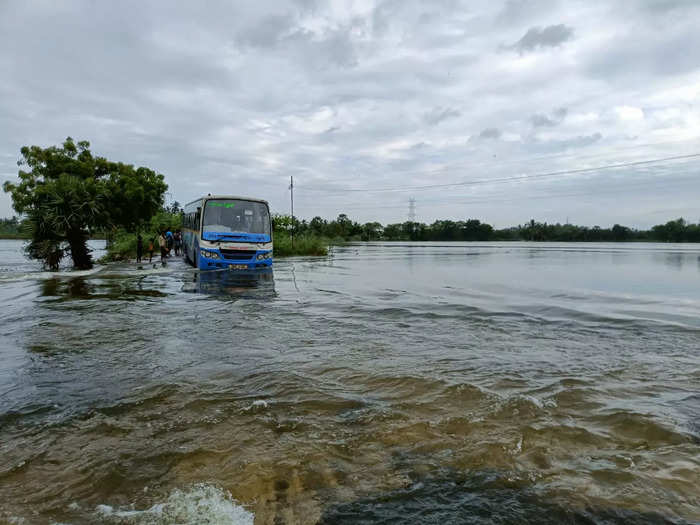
40 276 168 300
664 252 684 270
40 277 93 298
184 268 275 299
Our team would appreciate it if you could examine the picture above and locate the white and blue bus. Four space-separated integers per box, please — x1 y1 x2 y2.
182 195 273 270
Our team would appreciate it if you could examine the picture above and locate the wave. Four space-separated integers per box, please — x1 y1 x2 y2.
94 483 253 524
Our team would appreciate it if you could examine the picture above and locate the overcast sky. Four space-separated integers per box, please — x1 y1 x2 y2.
1 0 699 227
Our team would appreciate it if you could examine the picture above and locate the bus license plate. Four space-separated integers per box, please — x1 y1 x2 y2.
229 264 247 270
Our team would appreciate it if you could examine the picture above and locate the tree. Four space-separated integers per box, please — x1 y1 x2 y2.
309 216 327 236
166 200 183 214
333 213 353 237
611 224 631 241
361 221 383 241
272 214 294 233
3 137 167 270
383 223 403 240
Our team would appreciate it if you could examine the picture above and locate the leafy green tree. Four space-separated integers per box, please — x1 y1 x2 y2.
272 213 294 233
332 213 353 237
3 137 167 270
361 221 383 241
383 223 403 240
166 200 183 214
611 224 631 241
309 216 327 235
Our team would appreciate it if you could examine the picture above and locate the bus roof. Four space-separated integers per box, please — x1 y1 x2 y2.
185 195 269 208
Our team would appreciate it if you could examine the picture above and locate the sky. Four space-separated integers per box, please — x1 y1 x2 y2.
1 0 699 228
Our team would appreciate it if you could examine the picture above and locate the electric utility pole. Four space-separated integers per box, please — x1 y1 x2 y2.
289 175 294 248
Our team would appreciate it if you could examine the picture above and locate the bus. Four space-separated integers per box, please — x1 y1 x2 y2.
182 195 273 270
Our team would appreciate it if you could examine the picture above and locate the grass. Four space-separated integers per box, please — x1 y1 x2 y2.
99 231 157 263
100 230 330 262
273 232 329 256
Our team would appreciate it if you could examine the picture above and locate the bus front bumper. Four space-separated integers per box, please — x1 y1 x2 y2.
198 255 272 270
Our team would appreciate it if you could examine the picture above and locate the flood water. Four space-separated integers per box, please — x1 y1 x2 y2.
1 239 699 524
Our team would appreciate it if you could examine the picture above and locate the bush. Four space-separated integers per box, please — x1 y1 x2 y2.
101 230 139 262
273 231 328 256
100 210 182 262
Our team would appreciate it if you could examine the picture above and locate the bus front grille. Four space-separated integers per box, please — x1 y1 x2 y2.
220 249 257 260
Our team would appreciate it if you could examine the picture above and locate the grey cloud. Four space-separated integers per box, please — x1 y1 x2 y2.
531 114 556 127
496 0 560 25
1 1 698 226
535 132 602 150
233 14 358 68
235 14 296 48
479 127 502 139
320 29 358 68
635 0 700 13
510 24 574 53
290 0 318 12
562 132 602 148
423 106 461 125
586 22 700 80
531 107 567 127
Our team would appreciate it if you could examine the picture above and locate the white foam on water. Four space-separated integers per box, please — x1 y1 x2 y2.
0 266 105 283
0 259 184 283
243 399 269 412
94 483 254 525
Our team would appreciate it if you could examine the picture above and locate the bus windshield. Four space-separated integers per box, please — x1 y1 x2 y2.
203 199 270 235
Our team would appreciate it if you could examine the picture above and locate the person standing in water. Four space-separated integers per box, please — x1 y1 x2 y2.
158 231 168 265
136 234 143 263
148 238 154 263
166 230 174 257
174 230 182 256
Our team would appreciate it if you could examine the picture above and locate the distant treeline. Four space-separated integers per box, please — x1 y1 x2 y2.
274 215 700 243
0 216 24 238
4 213 699 243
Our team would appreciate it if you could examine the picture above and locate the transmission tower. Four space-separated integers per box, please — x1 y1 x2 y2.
408 198 416 222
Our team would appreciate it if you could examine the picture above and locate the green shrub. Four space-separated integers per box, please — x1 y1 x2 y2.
273 232 328 256
100 223 329 262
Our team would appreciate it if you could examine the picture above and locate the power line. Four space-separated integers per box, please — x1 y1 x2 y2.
295 153 700 194
225 136 700 185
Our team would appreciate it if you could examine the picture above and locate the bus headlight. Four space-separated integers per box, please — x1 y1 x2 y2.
257 252 272 260
200 249 220 259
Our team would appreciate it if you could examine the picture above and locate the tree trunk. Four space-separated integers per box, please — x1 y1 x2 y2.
67 231 93 270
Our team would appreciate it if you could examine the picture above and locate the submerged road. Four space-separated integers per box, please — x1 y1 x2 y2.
1 240 699 524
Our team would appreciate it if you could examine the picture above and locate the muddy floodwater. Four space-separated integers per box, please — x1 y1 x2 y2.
1 239 699 524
